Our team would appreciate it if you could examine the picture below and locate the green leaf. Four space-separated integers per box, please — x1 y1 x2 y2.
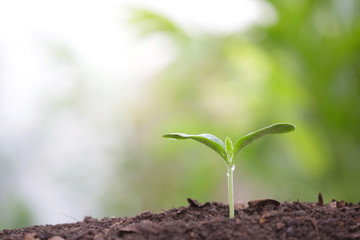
233 123 296 160
163 133 228 163
225 137 233 164
129 9 187 38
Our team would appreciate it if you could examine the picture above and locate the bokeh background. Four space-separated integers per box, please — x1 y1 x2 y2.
1 0 359 229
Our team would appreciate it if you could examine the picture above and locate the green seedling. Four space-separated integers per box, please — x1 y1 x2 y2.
163 123 295 218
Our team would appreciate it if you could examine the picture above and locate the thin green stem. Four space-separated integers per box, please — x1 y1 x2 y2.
227 165 234 218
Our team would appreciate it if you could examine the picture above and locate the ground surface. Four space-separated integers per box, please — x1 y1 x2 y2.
1 196 360 240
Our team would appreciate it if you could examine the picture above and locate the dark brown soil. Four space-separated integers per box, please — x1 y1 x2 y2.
1 196 360 240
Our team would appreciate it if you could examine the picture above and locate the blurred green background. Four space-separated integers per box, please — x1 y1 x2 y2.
0 0 359 230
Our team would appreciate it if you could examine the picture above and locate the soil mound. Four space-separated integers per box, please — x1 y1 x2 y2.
1 197 360 240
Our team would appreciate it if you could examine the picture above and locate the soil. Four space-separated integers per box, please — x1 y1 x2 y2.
1 195 360 240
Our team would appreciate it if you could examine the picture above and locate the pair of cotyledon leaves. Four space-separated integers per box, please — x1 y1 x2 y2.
163 123 296 167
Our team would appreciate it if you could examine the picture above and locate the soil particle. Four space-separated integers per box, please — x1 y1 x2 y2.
317 192 324 206
1 196 360 240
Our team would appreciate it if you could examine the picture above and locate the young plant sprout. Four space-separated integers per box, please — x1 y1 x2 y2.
163 123 296 218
